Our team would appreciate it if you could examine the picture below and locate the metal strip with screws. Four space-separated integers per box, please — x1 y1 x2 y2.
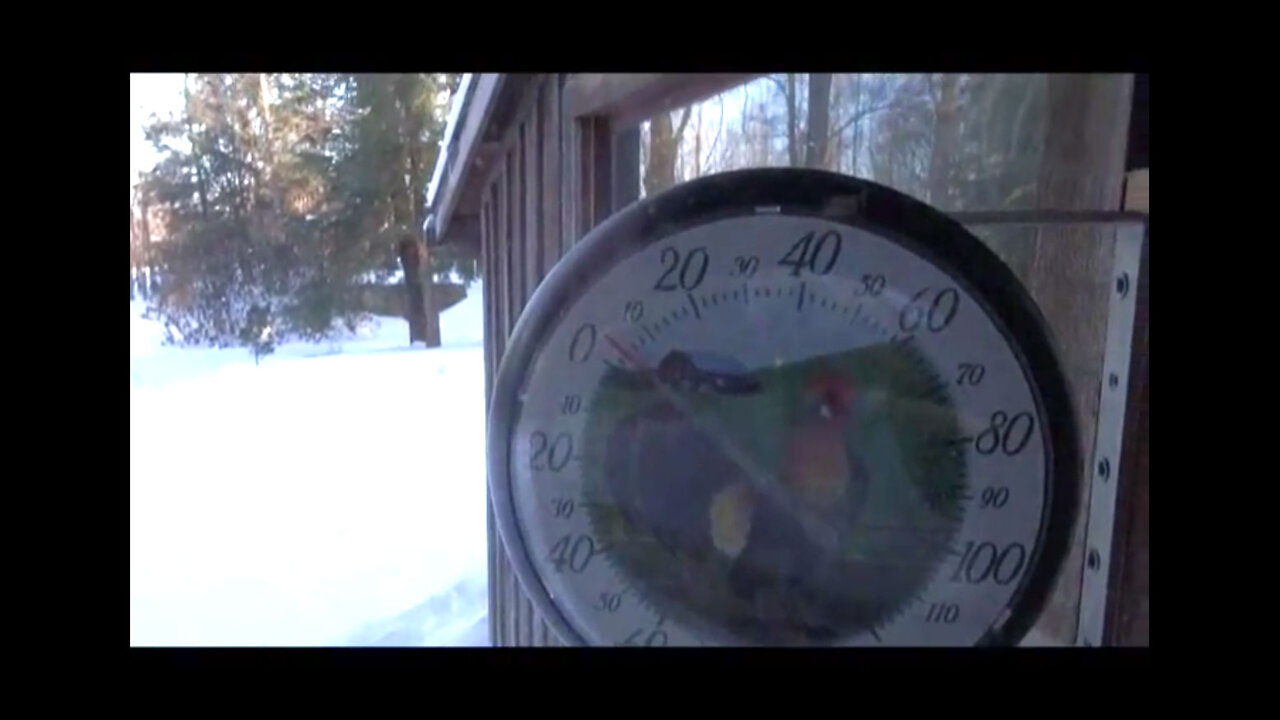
1075 221 1147 646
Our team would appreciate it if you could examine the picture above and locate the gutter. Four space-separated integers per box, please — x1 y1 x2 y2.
423 74 504 245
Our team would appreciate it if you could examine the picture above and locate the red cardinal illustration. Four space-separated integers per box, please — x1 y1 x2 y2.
786 372 869 516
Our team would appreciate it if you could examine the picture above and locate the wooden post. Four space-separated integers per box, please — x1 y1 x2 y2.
1015 74 1135 646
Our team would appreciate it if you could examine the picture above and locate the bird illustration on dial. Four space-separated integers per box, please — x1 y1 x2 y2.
582 336 965 646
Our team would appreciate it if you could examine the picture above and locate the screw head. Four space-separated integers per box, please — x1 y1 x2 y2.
1108 373 1119 389
1087 548 1101 572
1116 272 1131 298
1097 458 1111 480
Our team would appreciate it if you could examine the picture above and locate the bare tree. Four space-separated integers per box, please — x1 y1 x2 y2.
848 74 863 175
692 104 702 178
644 107 692 195
683 97 727 178
786 74 798 166
704 96 725 173
805 74 832 168
765 73 842 171
927 74 961 208
747 84 770 166
832 74 902 177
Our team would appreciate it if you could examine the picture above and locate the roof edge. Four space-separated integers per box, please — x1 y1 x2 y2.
424 74 505 245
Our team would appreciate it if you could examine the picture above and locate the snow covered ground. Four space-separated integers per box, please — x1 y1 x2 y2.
130 284 491 647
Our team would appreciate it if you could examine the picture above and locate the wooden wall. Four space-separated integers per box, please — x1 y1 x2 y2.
473 73 1146 647
477 75 636 646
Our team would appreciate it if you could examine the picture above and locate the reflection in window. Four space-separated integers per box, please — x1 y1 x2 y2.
637 72 1133 300
639 74 1121 213
638 73 1137 647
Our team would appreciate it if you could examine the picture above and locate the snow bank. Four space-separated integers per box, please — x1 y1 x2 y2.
130 282 490 646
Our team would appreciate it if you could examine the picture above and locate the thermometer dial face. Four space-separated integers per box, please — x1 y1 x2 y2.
488 169 1078 647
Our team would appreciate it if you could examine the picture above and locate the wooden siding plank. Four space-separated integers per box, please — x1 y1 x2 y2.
525 105 542 300
540 75 562 279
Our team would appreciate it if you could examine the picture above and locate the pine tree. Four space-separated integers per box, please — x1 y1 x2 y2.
137 73 470 350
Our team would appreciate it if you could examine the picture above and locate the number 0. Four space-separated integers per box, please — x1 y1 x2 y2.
569 324 597 363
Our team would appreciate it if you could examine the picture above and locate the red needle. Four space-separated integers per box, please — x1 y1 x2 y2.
604 334 649 370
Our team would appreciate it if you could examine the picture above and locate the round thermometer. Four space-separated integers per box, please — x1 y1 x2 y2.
488 168 1079 646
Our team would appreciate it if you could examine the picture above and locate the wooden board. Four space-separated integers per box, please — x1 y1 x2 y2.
480 76 579 646
1008 75 1136 646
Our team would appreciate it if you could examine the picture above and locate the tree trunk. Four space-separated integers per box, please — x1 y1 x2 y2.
393 74 442 348
139 194 155 295
831 77 844 173
420 244 442 346
645 113 673 195
130 205 137 301
130 206 138 300
644 108 690 196
396 217 440 347
928 73 960 208
693 105 702 178
786 74 799 167
399 236 437 346
408 116 442 347
850 74 863 175
704 98 725 172
1018 73 1134 645
256 72 282 226
805 73 832 168
182 74 210 219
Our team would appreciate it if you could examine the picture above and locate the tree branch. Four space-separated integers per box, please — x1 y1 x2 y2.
767 74 789 98
674 106 692 144
704 97 726 172
828 101 901 140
